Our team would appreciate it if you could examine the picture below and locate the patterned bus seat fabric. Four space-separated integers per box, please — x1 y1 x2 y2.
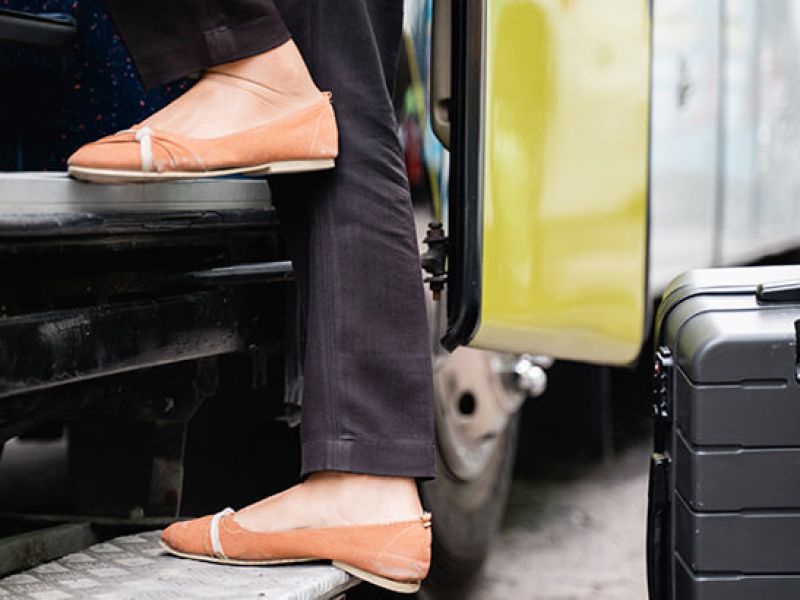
0 0 184 171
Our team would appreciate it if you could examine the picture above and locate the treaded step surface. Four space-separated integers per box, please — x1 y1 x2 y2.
0 531 357 600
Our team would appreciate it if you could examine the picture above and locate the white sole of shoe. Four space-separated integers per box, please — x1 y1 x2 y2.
68 158 336 184
332 561 421 594
160 541 422 594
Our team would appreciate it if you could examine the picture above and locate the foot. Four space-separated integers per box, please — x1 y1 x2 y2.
141 40 322 139
67 40 338 182
160 472 431 593
234 471 424 533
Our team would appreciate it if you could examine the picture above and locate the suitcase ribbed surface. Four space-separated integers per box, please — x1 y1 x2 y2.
653 266 800 600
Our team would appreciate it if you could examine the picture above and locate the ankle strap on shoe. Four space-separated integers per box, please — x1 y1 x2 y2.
210 507 235 558
134 127 154 172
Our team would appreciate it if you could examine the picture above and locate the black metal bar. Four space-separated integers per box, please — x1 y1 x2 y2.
0 9 76 49
0 512 177 529
442 0 485 351
146 423 189 516
0 291 258 400
177 261 294 286
0 522 96 577
0 208 278 239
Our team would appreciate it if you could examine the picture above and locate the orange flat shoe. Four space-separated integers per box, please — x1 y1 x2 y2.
160 508 432 594
68 93 338 184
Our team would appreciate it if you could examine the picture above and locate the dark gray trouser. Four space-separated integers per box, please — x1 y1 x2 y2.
104 0 437 478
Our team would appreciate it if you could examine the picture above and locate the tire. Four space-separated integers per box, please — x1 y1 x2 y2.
419 410 519 599
405 210 522 599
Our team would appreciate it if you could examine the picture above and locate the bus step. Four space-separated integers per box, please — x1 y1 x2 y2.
0 530 359 600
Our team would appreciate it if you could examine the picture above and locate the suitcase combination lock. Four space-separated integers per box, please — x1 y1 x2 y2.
653 346 673 425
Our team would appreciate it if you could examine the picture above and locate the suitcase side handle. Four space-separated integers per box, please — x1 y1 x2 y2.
756 280 800 302
647 453 671 600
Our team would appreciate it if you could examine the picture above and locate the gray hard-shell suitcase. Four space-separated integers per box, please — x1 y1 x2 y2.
648 265 800 600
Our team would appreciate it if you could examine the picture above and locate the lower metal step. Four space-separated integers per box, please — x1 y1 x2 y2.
0 530 358 599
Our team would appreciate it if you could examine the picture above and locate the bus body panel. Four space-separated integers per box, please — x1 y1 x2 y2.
473 0 651 364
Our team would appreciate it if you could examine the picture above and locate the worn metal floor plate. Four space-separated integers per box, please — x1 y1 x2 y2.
0 531 358 600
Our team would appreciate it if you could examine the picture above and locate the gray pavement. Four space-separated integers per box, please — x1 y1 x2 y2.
474 440 650 600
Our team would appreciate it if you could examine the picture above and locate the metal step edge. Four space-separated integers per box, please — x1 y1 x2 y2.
0 173 272 214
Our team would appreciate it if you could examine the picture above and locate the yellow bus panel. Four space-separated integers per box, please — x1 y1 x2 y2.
473 0 651 364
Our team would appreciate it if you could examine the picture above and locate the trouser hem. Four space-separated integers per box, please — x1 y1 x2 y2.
133 13 291 88
301 438 436 480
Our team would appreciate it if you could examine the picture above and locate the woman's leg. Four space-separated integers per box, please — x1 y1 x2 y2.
101 0 435 586
269 0 436 480
99 0 435 484
230 0 437 532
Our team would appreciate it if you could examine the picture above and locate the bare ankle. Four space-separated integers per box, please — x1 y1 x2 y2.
137 38 324 139
305 471 423 519
306 471 416 490
209 40 319 97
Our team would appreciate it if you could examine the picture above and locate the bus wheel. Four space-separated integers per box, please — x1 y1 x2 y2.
418 346 521 599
